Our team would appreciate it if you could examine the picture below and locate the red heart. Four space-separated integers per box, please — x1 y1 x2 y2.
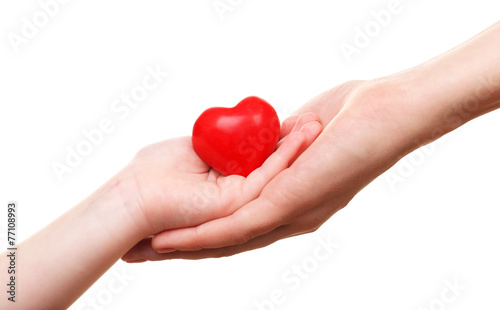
192 96 281 177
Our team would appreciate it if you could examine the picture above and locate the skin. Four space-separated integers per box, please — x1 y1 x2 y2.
123 20 500 261
0 117 322 309
2 19 500 310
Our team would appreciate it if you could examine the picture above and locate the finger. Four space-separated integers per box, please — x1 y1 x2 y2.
277 113 321 148
290 120 323 164
280 115 299 139
148 199 339 260
151 196 285 251
150 225 296 260
123 226 287 262
243 131 305 197
124 198 337 262
122 238 156 262
122 236 180 262
289 113 322 133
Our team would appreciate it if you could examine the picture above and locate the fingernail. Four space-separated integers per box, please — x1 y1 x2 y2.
156 248 176 254
126 259 147 263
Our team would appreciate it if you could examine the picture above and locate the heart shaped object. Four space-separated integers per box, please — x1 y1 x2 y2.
192 96 280 177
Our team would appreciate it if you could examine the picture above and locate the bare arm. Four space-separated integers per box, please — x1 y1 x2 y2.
0 117 321 309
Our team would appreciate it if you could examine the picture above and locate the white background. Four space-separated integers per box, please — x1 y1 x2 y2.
1 0 500 309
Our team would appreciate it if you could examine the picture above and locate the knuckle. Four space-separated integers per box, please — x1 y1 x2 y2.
231 231 253 245
192 226 205 251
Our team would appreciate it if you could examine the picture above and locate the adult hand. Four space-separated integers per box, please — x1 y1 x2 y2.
124 20 500 261
122 79 413 260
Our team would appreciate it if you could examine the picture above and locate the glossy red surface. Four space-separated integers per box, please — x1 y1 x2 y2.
192 96 280 177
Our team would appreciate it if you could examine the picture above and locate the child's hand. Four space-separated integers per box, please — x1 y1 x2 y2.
121 113 322 256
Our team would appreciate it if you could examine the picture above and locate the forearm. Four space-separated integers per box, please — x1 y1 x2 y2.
326 20 500 169
273 21 500 208
381 20 500 148
0 171 145 309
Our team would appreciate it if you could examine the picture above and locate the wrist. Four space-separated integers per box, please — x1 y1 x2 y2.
335 78 427 163
87 169 151 250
